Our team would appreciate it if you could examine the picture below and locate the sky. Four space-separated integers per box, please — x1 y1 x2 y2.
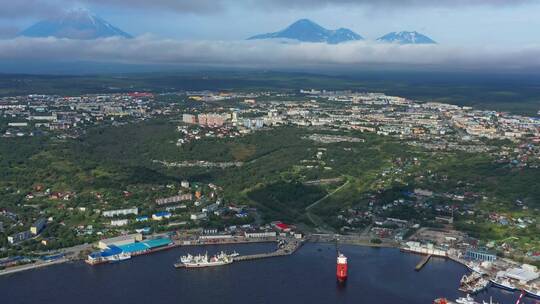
1 0 540 72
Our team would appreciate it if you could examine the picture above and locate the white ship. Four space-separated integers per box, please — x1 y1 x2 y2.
175 251 235 268
108 252 131 263
455 294 479 304
490 277 517 291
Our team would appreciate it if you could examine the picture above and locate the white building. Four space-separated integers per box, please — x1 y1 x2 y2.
244 231 277 238
102 207 138 217
110 219 129 227
190 213 207 220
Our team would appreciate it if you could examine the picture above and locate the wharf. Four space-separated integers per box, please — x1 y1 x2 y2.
174 239 303 268
415 254 432 271
233 239 302 262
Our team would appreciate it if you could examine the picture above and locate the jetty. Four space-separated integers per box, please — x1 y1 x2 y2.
415 254 432 271
233 239 302 262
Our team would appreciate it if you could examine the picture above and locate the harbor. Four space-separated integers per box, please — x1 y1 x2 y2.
415 254 432 271
174 238 303 268
1 243 533 304
399 241 540 303
3 227 540 303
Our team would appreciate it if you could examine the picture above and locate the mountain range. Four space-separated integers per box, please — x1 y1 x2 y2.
249 19 436 45
18 9 132 40
248 19 363 44
18 13 436 45
376 31 436 44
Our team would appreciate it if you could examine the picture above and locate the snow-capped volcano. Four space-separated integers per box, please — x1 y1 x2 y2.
248 19 363 44
19 9 132 40
377 31 436 44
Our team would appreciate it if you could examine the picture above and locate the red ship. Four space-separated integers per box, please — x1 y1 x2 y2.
336 253 348 283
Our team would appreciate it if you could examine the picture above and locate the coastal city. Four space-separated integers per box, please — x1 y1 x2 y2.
0 88 539 303
3 0 540 303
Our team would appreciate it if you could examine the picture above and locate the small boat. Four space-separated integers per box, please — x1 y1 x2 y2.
456 294 479 304
108 252 131 263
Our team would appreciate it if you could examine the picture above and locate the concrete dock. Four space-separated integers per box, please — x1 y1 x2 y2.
233 239 302 262
415 254 432 271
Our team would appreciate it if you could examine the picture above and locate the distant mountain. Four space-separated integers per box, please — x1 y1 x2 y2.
248 19 363 44
377 31 436 44
19 9 132 40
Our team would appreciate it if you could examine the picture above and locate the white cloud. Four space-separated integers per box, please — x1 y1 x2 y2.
1 36 539 71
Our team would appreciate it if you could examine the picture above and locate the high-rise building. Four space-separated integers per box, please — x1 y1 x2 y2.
183 114 197 124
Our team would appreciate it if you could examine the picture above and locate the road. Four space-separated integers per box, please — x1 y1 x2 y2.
305 178 351 232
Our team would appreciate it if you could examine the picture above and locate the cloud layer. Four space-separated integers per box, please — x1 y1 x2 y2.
1 37 539 71
3 0 537 18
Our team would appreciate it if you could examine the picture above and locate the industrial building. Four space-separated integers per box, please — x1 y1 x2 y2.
465 248 497 262
97 233 143 249
504 264 539 284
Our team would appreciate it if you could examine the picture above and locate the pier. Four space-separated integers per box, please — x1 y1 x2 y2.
233 239 302 262
415 254 432 271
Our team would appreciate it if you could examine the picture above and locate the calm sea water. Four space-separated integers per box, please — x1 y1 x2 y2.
0 243 536 304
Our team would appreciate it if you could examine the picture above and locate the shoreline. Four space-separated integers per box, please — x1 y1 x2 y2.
0 258 69 277
0 238 406 277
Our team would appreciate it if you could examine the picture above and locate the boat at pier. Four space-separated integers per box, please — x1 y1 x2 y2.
490 277 517 291
434 296 498 304
525 287 540 299
175 251 236 268
459 272 490 294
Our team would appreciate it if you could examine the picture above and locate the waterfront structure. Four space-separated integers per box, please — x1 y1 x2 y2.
88 238 173 265
98 233 143 249
504 264 539 284
244 231 277 238
102 207 138 217
402 241 447 257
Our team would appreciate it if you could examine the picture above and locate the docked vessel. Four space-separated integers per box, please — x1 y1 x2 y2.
434 296 497 304
490 277 517 291
336 253 348 283
109 252 131 263
526 287 540 299
175 251 236 268
459 272 490 294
